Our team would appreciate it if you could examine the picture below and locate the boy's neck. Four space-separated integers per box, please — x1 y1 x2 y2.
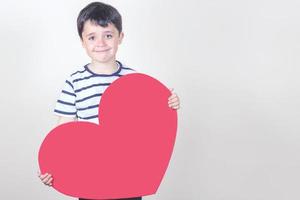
88 60 119 74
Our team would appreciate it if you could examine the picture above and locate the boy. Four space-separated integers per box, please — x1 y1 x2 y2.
38 2 180 200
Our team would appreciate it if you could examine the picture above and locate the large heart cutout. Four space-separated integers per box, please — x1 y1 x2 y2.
38 73 177 199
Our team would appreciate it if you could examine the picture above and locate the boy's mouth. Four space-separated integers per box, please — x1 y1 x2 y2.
94 49 111 53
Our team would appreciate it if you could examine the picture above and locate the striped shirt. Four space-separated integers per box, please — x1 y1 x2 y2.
54 61 135 124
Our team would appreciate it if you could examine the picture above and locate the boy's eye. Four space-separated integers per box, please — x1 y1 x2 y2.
105 34 113 39
88 36 95 41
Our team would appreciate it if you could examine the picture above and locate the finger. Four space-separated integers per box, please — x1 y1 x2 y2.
42 176 50 184
39 173 48 179
169 100 179 105
171 104 180 110
168 93 178 100
43 177 51 185
169 102 180 108
168 92 178 99
45 177 53 186
168 96 179 103
168 100 178 106
42 174 52 183
168 99 179 106
169 88 174 93
169 100 180 107
168 94 176 101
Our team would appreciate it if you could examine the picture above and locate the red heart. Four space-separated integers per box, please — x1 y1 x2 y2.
38 73 177 199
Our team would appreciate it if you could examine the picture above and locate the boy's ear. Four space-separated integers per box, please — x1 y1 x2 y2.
81 38 85 48
118 32 124 44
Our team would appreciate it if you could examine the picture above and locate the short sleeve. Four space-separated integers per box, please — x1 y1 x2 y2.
54 76 77 118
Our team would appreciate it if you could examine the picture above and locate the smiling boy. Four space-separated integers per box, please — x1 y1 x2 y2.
38 2 180 200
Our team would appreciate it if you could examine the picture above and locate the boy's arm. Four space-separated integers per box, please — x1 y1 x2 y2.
39 116 77 186
57 116 77 125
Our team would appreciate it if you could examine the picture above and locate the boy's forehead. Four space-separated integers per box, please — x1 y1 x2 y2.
83 20 117 34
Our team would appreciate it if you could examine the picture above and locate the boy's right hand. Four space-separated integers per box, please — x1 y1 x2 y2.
38 172 53 186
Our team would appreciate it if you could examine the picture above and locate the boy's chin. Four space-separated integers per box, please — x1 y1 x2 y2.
91 57 115 64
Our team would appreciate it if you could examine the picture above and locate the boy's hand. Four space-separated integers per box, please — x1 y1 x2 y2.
38 172 53 186
168 89 180 110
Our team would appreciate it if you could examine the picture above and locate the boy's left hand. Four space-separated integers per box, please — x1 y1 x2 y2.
168 89 180 110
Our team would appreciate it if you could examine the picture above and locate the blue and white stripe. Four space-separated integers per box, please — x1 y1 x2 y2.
54 61 135 124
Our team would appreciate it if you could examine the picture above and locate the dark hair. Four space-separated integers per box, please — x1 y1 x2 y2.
77 2 122 39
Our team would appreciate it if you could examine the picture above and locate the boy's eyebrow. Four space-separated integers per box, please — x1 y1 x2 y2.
84 31 114 37
103 30 114 34
85 32 96 37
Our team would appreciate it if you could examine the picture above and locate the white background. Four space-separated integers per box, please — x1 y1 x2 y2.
0 0 300 199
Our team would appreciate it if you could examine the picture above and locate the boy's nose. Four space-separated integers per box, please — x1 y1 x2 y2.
96 38 106 47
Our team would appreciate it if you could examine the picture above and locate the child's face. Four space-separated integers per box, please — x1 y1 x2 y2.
81 20 123 64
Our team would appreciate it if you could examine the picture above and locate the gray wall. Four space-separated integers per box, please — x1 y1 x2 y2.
0 0 299 199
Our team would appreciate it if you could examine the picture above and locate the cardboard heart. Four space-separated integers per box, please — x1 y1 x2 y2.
38 73 177 199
